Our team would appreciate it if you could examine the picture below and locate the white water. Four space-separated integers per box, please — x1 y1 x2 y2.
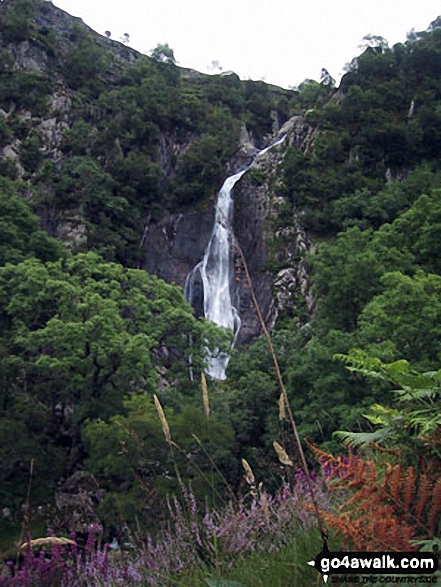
185 135 286 379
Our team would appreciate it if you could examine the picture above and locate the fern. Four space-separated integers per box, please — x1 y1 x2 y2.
333 351 441 459
333 428 393 449
311 447 439 551
320 353 441 550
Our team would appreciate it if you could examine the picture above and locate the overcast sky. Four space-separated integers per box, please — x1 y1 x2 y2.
53 0 440 89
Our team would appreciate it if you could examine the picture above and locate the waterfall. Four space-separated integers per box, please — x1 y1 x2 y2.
185 135 286 380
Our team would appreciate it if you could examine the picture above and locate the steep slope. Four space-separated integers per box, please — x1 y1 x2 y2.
2 0 441 540
0 0 294 259
2 1 441 353
1 0 309 342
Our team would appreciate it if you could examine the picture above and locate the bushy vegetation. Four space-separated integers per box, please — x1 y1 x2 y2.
282 23 441 235
225 19 441 458
0 1 440 583
0 0 298 264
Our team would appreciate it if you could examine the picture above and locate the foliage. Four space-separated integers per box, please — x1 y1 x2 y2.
0 252 218 506
64 23 110 92
172 128 236 207
358 271 441 367
282 22 441 236
150 43 177 65
1 2 441 567
1 0 35 43
333 351 441 462
310 352 440 551
314 449 440 551
0 476 330 586
0 183 66 265
0 0 298 262
53 155 142 264
83 398 235 525
0 70 50 116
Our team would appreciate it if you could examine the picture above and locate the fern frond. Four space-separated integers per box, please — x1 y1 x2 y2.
333 428 392 448
410 410 441 435
394 386 438 402
413 472 431 520
389 465 402 501
403 466 416 512
316 455 438 550
427 477 441 535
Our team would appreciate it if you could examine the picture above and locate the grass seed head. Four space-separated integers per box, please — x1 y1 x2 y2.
278 392 286 421
241 458 255 485
20 537 76 550
201 371 210 417
273 440 293 466
154 394 171 444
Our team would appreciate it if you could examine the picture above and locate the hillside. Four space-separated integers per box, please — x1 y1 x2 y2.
0 0 440 580
0 0 295 261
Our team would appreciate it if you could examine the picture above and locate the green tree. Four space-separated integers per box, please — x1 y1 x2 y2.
83 396 235 526
358 271 441 367
311 227 412 331
0 183 66 265
150 43 177 65
2 0 34 43
0 253 222 501
379 190 441 274
64 23 109 91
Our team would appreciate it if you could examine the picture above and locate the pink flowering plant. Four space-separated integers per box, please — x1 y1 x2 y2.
0 471 330 586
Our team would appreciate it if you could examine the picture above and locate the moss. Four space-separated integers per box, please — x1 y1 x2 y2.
247 168 266 186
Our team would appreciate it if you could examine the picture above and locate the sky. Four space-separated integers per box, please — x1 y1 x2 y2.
52 0 441 89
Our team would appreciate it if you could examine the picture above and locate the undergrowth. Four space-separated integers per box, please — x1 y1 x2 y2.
0 475 331 586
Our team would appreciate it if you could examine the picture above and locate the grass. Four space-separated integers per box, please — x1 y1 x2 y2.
168 525 333 587
0 475 335 586
0 519 46 555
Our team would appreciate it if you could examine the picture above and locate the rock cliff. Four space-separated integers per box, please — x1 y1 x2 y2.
142 116 315 343
1 0 315 344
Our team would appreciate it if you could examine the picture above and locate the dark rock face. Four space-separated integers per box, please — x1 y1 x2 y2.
141 188 273 344
142 119 315 345
232 143 286 344
142 206 215 291
1 0 315 345
233 177 276 344
141 141 274 344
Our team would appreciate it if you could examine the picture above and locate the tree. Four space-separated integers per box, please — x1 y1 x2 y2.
0 253 224 501
2 0 34 43
358 34 389 52
312 227 394 331
320 68 335 87
0 253 216 412
150 43 177 65
358 271 441 367
0 183 66 265
83 397 235 526
375 190 441 274
65 24 109 90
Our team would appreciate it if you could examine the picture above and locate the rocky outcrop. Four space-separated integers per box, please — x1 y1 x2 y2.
54 471 105 533
1 0 315 345
142 117 315 344
142 206 215 292
233 120 314 342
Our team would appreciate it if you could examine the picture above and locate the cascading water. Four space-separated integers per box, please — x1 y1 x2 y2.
185 135 286 380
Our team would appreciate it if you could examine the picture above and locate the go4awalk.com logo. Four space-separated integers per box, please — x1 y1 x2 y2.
307 546 439 584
